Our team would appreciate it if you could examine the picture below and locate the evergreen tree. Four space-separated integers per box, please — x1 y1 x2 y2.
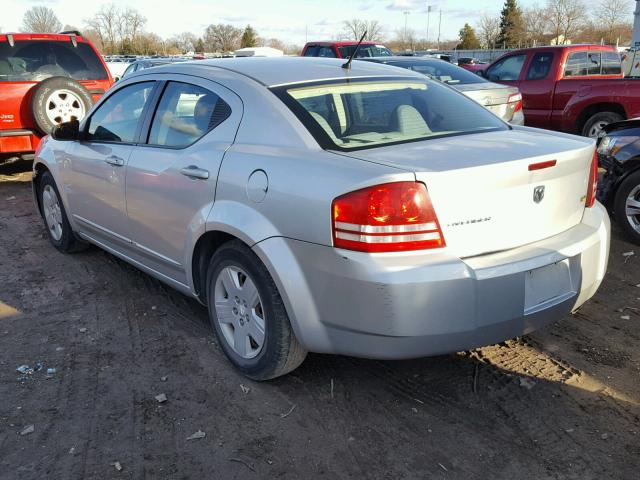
457 23 481 49
497 0 525 48
195 38 205 54
240 25 258 48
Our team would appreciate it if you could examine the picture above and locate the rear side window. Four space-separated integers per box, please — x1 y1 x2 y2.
0 40 108 82
564 51 621 77
338 45 392 58
148 82 231 148
486 54 526 81
275 79 507 151
602 52 622 74
87 82 154 143
526 53 554 80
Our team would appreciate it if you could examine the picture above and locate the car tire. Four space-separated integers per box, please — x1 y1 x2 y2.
38 171 88 253
614 170 640 245
30 77 93 135
206 240 307 380
581 112 624 138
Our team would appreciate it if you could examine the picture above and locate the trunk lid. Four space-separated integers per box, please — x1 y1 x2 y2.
339 128 595 258
454 82 519 122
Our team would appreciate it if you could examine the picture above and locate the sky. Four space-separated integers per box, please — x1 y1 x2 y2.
1 0 631 46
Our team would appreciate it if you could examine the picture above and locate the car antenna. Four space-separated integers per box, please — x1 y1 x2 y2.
342 31 367 70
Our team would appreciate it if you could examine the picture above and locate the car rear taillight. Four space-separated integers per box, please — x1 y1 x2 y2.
585 150 598 208
507 92 523 113
332 182 445 252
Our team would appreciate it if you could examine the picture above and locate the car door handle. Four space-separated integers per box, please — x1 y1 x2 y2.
104 155 125 166
180 166 209 180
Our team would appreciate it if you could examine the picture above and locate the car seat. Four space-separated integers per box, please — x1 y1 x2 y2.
392 105 431 136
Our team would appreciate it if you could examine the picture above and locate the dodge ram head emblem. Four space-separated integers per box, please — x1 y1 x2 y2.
533 186 545 203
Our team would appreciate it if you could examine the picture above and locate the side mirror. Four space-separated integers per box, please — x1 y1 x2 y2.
51 120 80 141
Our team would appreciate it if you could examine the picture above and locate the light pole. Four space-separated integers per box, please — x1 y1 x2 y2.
437 9 442 50
404 11 410 50
633 0 640 48
426 5 433 48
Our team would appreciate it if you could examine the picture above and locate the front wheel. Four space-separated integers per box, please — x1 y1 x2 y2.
38 171 87 253
614 170 640 245
581 112 624 138
205 241 307 380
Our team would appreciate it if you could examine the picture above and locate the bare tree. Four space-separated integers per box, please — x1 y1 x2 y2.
596 0 634 44
119 8 146 43
545 0 587 44
170 32 198 53
343 19 384 42
204 24 242 52
523 4 549 46
21 6 62 33
85 4 120 53
477 14 501 49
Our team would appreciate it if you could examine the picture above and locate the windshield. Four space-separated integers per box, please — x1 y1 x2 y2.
388 60 486 85
0 40 108 82
276 79 507 151
339 45 392 58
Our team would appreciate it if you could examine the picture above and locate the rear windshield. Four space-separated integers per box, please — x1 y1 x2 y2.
275 79 507 151
387 60 486 85
0 40 108 82
338 45 392 58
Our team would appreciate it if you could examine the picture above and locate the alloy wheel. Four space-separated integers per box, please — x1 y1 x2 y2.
626 184 640 234
45 89 86 125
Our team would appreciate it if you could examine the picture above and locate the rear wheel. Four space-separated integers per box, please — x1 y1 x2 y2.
38 171 87 253
614 170 640 245
205 241 307 380
30 77 93 135
581 111 624 138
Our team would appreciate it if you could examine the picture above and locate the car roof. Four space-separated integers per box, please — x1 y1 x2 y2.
509 44 618 54
362 56 447 63
0 32 89 43
169 57 420 87
304 41 381 47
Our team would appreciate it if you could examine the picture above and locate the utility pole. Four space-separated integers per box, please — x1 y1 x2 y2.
404 11 410 49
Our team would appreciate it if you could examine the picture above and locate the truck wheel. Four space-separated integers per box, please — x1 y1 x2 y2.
581 112 624 138
206 240 307 380
30 77 93 135
614 170 640 245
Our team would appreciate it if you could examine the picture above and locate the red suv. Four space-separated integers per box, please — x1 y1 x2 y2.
0 31 112 161
301 41 392 58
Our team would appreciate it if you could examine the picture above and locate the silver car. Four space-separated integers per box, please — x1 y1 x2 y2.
360 56 525 125
32 58 610 380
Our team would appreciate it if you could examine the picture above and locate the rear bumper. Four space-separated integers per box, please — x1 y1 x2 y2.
254 202 610 359
0 129 40 154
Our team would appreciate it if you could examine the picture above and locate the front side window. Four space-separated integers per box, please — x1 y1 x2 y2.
276 79 507 151
148 82 231 148
486 54 526 81
0 40 108 82
526 53 554 80
317 47 336 58
86 82 154 143
303 46 318 57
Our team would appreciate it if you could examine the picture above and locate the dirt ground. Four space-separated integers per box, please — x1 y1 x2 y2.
0 160 639 480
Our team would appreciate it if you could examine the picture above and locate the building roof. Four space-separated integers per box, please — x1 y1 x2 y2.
185 57 419 87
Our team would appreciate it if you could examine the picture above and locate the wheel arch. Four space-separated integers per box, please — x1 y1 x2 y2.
576 103 626 135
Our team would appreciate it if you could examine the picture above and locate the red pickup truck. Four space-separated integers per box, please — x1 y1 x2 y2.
483 45 640 137
301 41 392 59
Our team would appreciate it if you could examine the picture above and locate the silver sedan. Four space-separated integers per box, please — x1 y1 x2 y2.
33 58 609 379
359 56 525 125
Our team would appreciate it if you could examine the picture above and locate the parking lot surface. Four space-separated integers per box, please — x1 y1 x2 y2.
1 161 639 479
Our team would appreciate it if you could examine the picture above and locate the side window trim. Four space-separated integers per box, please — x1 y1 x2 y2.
137 80 168 145
81 80 159 146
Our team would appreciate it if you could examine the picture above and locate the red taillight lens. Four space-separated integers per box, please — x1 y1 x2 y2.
508 92 523 113
586 150 598 208
332 182 446 252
